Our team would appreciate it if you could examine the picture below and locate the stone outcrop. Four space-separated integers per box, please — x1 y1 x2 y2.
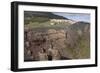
24 28 72 61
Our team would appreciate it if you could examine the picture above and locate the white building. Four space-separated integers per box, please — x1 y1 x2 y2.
50 19 76 25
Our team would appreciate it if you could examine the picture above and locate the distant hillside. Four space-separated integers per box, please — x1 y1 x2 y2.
24 11 90 33
24 11 68 19
70 21 90 31
24 11 68 24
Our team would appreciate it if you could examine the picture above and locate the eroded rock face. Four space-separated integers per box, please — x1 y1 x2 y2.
47 29 68 58
24 28 72 61
24 23 90 61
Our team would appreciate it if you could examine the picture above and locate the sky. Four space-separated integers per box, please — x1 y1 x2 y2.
53 12 90 23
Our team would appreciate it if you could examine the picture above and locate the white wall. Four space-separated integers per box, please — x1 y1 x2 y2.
0 0 99 73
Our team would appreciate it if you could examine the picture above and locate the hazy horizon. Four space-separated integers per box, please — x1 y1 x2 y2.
53 12 90 23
